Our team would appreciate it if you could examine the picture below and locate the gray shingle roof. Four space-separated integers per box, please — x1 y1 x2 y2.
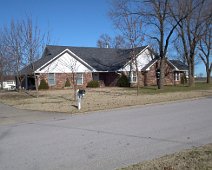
140 58 188 71
169 60 188 71
20 45 148 74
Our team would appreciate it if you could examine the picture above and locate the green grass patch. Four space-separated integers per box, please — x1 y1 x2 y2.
126 82 212 95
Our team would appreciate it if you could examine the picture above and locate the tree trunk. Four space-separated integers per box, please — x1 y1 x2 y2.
0 82 3 90
0 74 3 90
189 75 195 87
73 73 77 101
135 57 139 96
206 70 211 84
188 63 195 87
17 76 22 92
158 58 165 89
34 75 39 98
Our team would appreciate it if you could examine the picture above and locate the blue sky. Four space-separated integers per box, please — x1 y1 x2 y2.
0 0 115 47
0 0 207 76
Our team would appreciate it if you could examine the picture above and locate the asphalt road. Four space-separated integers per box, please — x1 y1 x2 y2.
0 97 212 170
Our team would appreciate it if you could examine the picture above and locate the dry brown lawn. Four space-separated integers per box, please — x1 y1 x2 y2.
0 86 212 169
0 87 211 113
118 143 212 170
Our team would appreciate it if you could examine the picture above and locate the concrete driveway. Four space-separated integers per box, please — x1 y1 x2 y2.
0 97 212 170
0 103 68 126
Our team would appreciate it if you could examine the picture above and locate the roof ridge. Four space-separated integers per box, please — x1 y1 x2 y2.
46 44 148 50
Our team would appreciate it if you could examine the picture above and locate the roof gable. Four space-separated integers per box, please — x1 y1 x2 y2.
20 45 149 74
37 49 94 73
141 58 188 72
169 60 188 71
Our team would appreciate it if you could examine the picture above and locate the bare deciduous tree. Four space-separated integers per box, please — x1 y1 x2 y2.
136 0 194 89
199 22 212 83
113 35 128 48
109 0 201 89
1 16 51 94
22 16 51 96
56 56 79 101
109 0 144 95
97 34 128 49
0 47 5 89
3 19 25 90
173 0 210 86
0 30 15 89
97 34 112 48
0 33 5 89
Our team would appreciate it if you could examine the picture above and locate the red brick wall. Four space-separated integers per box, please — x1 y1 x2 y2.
37 61 180 89
145 64 158 86
141 60 175 86
164 62 174 85
129 71 145 87
38 72 93 89
117 61 176 87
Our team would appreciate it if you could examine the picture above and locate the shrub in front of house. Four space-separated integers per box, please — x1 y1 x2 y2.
87 80 100 88
38 79 49 90
64 78 71 87
117 74 130 87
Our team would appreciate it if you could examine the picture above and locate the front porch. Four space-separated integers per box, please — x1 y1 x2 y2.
92 72 120 87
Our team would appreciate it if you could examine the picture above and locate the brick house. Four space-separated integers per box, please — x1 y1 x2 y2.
20 45 188 89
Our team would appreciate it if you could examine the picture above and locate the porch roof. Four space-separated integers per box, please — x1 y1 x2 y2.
169 60 188 71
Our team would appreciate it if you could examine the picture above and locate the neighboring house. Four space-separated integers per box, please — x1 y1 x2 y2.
0 76 16 90
20 45 188 89
141 58 188 86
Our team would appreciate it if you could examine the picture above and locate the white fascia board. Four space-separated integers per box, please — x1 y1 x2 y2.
118 45 150 71
35 49 96 73
136 45 150 57
145 59 158 71
167 60 179 71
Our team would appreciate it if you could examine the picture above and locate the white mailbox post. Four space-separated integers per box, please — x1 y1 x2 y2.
76 89 85 110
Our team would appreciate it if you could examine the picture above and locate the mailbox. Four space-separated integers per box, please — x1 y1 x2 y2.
76 89 86 110
156 69 160 79
78 89 85 97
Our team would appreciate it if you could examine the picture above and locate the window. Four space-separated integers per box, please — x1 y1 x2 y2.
48 73 55 86
76 73 83 85
130 71 137 83
175 72 180 81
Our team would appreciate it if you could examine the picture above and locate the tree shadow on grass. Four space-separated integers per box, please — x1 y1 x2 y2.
71 105 78 109
58 95 73 102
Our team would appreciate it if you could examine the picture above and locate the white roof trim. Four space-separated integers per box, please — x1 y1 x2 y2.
167 60 179 71
145 59 158 71
35 49 96 73
136 45 150 57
